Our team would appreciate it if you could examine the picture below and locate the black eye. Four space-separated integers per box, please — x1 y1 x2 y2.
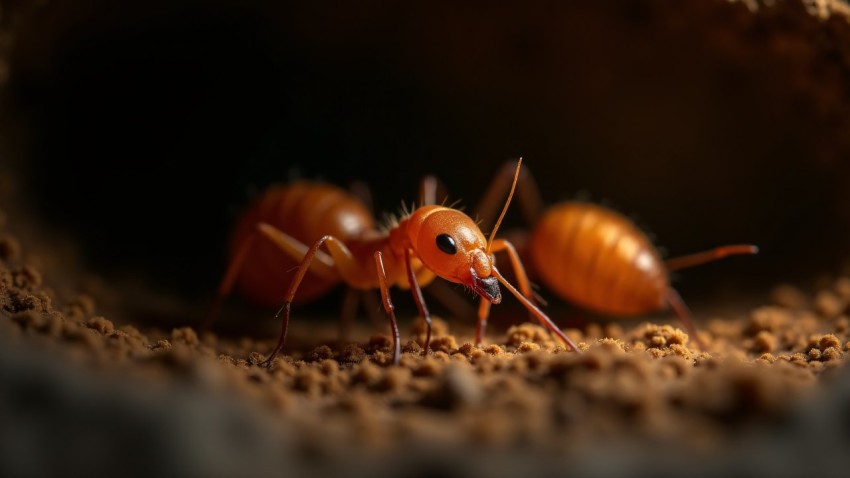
435 234 457 255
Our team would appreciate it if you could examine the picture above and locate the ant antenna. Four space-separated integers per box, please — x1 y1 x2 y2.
487 157 522 254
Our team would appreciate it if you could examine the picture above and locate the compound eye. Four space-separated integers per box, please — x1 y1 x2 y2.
435 234 457 255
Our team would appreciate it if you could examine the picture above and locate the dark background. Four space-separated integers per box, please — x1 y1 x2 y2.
3 0 850 314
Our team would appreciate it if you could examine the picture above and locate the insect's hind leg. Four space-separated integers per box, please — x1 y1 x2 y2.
423 280 477 323
255 223 338 280
203 231 258 330
475 159 545 231
664 245 759 272
337 289 387 342
665 288 707 351
203 223 338 330
260 234 361 367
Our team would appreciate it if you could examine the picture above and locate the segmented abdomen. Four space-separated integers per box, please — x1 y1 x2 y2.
229 181 375 306
529 202 668 315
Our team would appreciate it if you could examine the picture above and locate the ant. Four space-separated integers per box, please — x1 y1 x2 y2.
205 181 382 333
471 162 759 349
208 159 580 366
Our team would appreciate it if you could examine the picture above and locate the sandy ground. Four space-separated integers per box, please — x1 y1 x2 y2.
2 217 850 476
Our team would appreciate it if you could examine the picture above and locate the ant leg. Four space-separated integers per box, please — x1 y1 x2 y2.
664 243 757 349
204 231 257 330
374 251 402 365
491 267 581 353
475 299 491 346
360 290 386 328
665 245 759 272
203 222 337 329
475 159 545 231
255 223 338 280
404 249 432 357
665 288 707 350
419 175 449 206
488 238 580 350
488 238 535 302
349 180 374 215
423 280 477 320
260 235 364 367
338 288 388 342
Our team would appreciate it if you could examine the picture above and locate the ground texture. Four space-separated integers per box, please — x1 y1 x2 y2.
2 220 850 475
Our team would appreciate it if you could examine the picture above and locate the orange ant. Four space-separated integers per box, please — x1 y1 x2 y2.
205 179 471 336
206 181 382 332
210 160 580 366
472 162 759 349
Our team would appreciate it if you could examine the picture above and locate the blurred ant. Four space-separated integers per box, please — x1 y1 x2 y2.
471 162 759 349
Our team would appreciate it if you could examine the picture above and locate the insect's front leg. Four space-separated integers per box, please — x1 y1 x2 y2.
489 238 535 302
489 238 581 353
476 239 534 346
205 222 338 330
664 245 759 272
665 288 706 351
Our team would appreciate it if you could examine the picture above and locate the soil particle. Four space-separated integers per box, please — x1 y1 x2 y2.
506 323 553 347
171 326 199 346
751 330 778 353
10 264 41 289
64 294 96 321
336 344 367 364
772 283 810 309
84 316 114 334
422 362 483 409
814 290 844 318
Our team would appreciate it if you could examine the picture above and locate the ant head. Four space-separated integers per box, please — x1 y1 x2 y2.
407 205 501 304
